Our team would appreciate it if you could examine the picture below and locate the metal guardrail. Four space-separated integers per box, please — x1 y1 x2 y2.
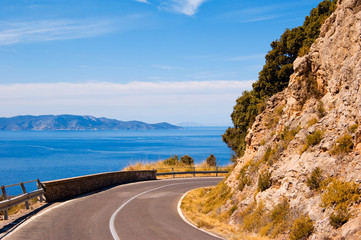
0 179 44 220
156 167 230 178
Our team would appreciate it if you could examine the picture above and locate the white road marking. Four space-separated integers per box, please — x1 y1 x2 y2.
109 179 222 240
177 189 225 240
109 182 185 240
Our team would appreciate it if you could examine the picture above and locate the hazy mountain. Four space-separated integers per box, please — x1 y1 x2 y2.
0 115 182 131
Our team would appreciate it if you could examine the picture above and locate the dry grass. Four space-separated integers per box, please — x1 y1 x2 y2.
300 129 323 154
329 134 353 155
0 197 40 220
307 117 318 127
181 186 270 240
123 160 232 179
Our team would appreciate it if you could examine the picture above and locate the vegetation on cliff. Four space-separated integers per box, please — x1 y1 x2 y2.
223 0 337 157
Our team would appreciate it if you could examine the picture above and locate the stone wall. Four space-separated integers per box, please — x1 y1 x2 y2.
41 170 156 202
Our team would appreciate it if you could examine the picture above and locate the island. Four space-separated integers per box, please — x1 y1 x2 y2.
0 115 182 131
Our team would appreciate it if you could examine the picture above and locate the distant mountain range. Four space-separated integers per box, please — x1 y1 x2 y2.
0 115 182 131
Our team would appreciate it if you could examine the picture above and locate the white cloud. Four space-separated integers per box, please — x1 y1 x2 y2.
0 14 151 45
0 80 254 125
135 0 150 3
219 5 283 23
0 19 114 45
159 0 208 16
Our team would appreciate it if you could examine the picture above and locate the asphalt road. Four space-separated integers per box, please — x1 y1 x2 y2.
3 178 223 240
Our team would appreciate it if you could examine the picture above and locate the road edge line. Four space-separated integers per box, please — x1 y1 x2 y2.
109 182 187 240
177 189 225 240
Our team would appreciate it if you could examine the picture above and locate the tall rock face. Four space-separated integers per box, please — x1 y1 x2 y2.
225 0 361 239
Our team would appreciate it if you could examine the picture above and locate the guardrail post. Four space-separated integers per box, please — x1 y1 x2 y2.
172 168 175 178
1 185 8 220
216 166 218 177
193 167 195 177
20 183 30 210
36 179 44 202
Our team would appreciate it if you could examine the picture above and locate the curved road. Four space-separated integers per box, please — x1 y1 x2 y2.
4 178 223 240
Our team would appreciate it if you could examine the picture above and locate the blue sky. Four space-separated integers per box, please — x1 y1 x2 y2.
0 0 323 126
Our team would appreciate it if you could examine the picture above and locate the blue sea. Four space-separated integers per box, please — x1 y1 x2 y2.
0 127 232 189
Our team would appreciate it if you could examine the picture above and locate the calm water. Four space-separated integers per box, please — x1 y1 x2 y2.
0 127 232 188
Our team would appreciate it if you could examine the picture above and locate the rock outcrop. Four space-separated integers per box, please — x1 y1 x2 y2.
224 0 361 239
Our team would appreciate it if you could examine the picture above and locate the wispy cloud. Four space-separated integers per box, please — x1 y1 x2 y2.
135 0 150 3
133 0 208 16
239 15 279 23
0 80 254 124
159 0 208 16
0 19 113 45
219 4 286 23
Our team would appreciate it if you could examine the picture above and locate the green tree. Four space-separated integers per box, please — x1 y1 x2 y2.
163 155 179 166
180 155 194 165
206 154 217 167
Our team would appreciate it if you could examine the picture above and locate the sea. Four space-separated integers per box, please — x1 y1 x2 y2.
0 127 232 193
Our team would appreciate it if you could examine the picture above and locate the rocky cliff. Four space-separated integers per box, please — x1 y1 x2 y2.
224 0 361 239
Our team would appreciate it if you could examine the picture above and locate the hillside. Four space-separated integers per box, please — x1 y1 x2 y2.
0 115 182 131
183 0 361 239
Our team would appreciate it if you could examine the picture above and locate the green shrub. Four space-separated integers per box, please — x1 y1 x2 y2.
180 155 194 165
271 198 289 223
306 130 323 146
330 134 353 155
306 76 322 99
329 205 350 229
289 216 314 240
228 204 238 216
317 101 326 118
206 154 217 167
308 117 318 127
262 147 274 163
321 179 360 208
268 198 291 238
243 201 266 232
306 167 323 190
163 155 179 166
321 178 360 228
238 169 251 191
258 171 271 192
261 144 284 166
349 123 359 133
301 130 323 153
281 126 301 148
